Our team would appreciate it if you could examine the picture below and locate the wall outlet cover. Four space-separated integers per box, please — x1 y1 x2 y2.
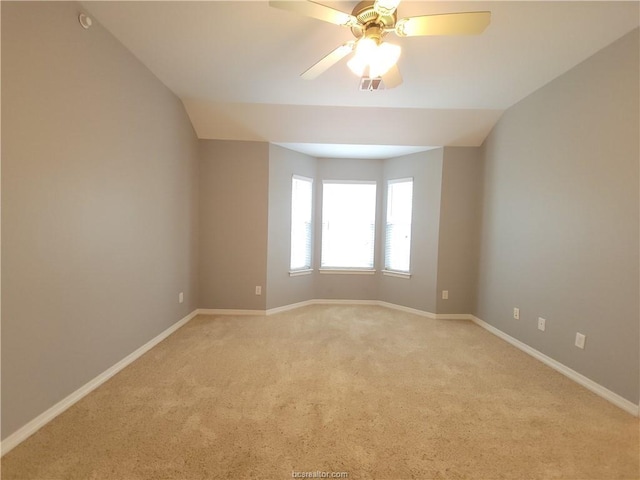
537 317 546 331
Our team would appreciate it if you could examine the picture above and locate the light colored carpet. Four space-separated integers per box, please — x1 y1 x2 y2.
2 305 638 479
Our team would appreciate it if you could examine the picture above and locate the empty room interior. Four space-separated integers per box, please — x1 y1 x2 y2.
1 1 639 479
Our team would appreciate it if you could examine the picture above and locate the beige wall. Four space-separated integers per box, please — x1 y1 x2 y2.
380 149 443 313
1 1 200 439
476 28 639 403
436 147 484 314
266 145 316 310
198 140 269 310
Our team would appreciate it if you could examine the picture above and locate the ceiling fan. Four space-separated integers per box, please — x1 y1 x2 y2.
269 0 491 90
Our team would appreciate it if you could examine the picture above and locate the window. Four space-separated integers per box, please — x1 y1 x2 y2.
384 178 413 274
290 175 313 272
321 181 377 270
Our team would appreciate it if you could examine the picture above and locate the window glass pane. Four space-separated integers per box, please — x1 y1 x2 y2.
290 176 313 270
385 179 413 272
321 182 377 269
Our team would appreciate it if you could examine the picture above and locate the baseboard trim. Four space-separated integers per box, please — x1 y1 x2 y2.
198 299 474 322
266 299 440 317
376 301 435 318
313 298 380 306
434 313 474 320
266 298 442 319
470 315 639 417
197 308 264 316
266 300 316 315
0 309 199 457
263 302 638 416
7 302 633 456
264 299 437 318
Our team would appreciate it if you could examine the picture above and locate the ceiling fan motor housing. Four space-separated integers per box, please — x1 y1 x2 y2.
350 0 397 40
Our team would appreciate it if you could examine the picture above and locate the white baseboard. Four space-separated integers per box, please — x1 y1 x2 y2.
264 298 438 318
197 308 264 316
470 315 639 417
307 299 470 321
312 298 379 306
262 301 638 416
5 303 635 457
434 313 473 320
0 309 199 457
208 299 472 321
376 301 435 318
266 300 316 315
267 299 439 317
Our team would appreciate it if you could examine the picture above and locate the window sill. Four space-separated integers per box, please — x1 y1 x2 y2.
382 270 412 279
319 268 376 275
289 269 314 277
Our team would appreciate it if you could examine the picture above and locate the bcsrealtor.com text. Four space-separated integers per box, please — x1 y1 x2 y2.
291 471 348 478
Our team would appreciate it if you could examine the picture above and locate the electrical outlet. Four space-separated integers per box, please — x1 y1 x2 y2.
255 286 262 296
179 292 184 304
442 290 449 300
513 307 520 320
575 332 586 349
537 317 546 331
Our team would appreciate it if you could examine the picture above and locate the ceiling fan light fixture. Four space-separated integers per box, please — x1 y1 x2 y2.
269 0 490 89
348 39 401 78
346 56 366 77
347 37 378 76
395 18 409 37
370 42 401 77
373 0 402 17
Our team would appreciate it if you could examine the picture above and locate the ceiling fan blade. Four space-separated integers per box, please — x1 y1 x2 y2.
269 1 358 27
301 42 355 80
396 11 491 37
381 64 403 89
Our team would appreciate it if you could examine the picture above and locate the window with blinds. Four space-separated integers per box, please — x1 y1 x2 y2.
384 178 413 273
290 175 313 271
321 181 377 270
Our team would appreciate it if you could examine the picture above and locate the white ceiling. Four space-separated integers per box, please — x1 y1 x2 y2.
82 1 639 158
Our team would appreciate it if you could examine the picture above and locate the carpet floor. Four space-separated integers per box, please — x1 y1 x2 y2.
2 305 638 479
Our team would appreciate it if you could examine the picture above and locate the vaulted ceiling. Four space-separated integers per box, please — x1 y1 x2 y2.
82 1 639 158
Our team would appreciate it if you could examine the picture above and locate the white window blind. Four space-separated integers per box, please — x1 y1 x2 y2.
385 178 413 273
321 181 377 269
290 175 313 271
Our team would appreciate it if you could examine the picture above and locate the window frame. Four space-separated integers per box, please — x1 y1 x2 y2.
382 177 414 278
289 174 314 276
319 180 378 274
